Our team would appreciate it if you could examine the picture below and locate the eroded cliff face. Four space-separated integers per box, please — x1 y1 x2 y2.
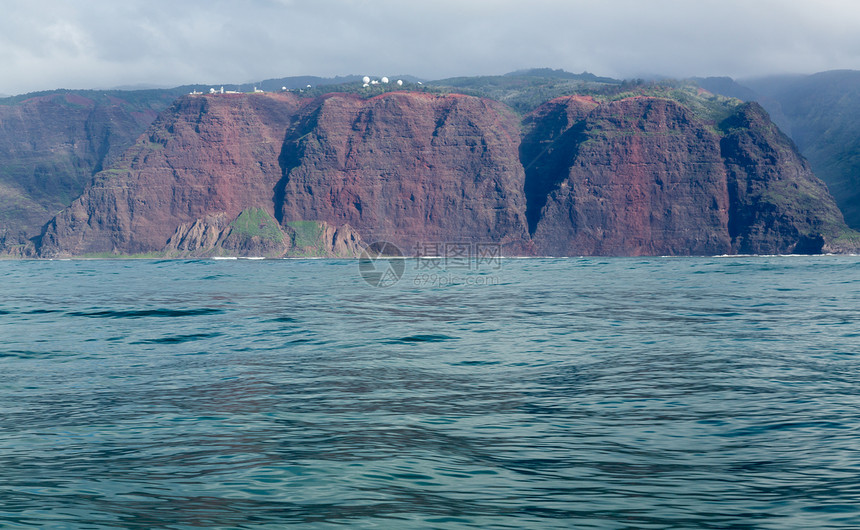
276 92 531 254
719 103 851 254
39 91 531 257
0 91 174 252
525 97 732 256
37 90 858 258
40 94 306 256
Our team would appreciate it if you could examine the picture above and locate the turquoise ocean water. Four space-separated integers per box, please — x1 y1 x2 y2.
1 257 859 528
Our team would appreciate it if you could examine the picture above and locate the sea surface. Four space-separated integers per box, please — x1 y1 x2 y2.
1 256 859 529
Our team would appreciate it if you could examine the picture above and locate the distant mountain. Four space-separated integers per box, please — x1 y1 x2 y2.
691 76 793 134
690 76 759 103
503 68 618 83
427 69 622 114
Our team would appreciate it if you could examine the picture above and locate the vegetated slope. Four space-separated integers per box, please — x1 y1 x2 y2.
700 71 860 231
0 89 178 254
427 69 622 114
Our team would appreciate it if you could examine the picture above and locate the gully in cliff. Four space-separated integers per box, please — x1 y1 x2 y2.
31 89 860 258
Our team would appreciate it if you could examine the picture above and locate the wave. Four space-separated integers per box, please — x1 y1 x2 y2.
68 308 225 319
131 332 223 344
386 334 457 344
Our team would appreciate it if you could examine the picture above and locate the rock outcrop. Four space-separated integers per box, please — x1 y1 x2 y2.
719 103 853 254
36 90 860 258
160 209 363 258
525 96 732 255
0 91 175 250
276 92 531 254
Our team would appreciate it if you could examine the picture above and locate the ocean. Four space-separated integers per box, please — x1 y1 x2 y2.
1 256 859 528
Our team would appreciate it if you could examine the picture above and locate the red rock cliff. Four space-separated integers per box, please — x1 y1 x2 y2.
276 92 530 253
525 97 732 255
39 91 532 257
0 91 172 250
37 91 857 257
40 93 305 256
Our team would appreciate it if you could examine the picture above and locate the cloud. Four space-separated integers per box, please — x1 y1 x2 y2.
2 0 860 95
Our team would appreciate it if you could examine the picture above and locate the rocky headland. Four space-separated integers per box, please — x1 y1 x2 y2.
13 87 860 258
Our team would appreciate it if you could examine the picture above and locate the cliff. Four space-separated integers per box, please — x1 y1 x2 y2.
276 92 531 254
0 90 176 254
726 71 860 231
719 103 852 254
39 91 531 257
523 96 854 255
525 96 731 255
40 93 304 256
36 90 859 258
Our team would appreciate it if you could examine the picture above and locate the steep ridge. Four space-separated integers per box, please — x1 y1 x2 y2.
520 95 598 234
719 103 851 254
526 97 732 256
0 91 175 253
276 92 531 254
750 71 860 231
37 90 859 258
697 71 860 231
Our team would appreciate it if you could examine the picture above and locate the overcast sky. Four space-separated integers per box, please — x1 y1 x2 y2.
2 0 860 95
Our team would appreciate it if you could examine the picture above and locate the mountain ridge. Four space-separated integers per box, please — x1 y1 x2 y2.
2 70 859 257
36 89 858 258
694 70 860 230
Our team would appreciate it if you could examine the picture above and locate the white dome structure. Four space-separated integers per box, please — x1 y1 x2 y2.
381 77 389 84
362 76 371 84
397 80 403 86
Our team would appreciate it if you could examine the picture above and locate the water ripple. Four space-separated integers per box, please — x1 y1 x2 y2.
0 256 858 528
67 308 225 319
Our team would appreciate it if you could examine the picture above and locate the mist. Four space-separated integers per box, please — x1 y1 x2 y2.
2 0 860 95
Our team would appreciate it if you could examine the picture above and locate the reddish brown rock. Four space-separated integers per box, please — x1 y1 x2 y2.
36 90 858 258
720 103 853 254
528 97 732 255
39 93 306 256
0 91 173 248
276 92 531 254
40 91 531 257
